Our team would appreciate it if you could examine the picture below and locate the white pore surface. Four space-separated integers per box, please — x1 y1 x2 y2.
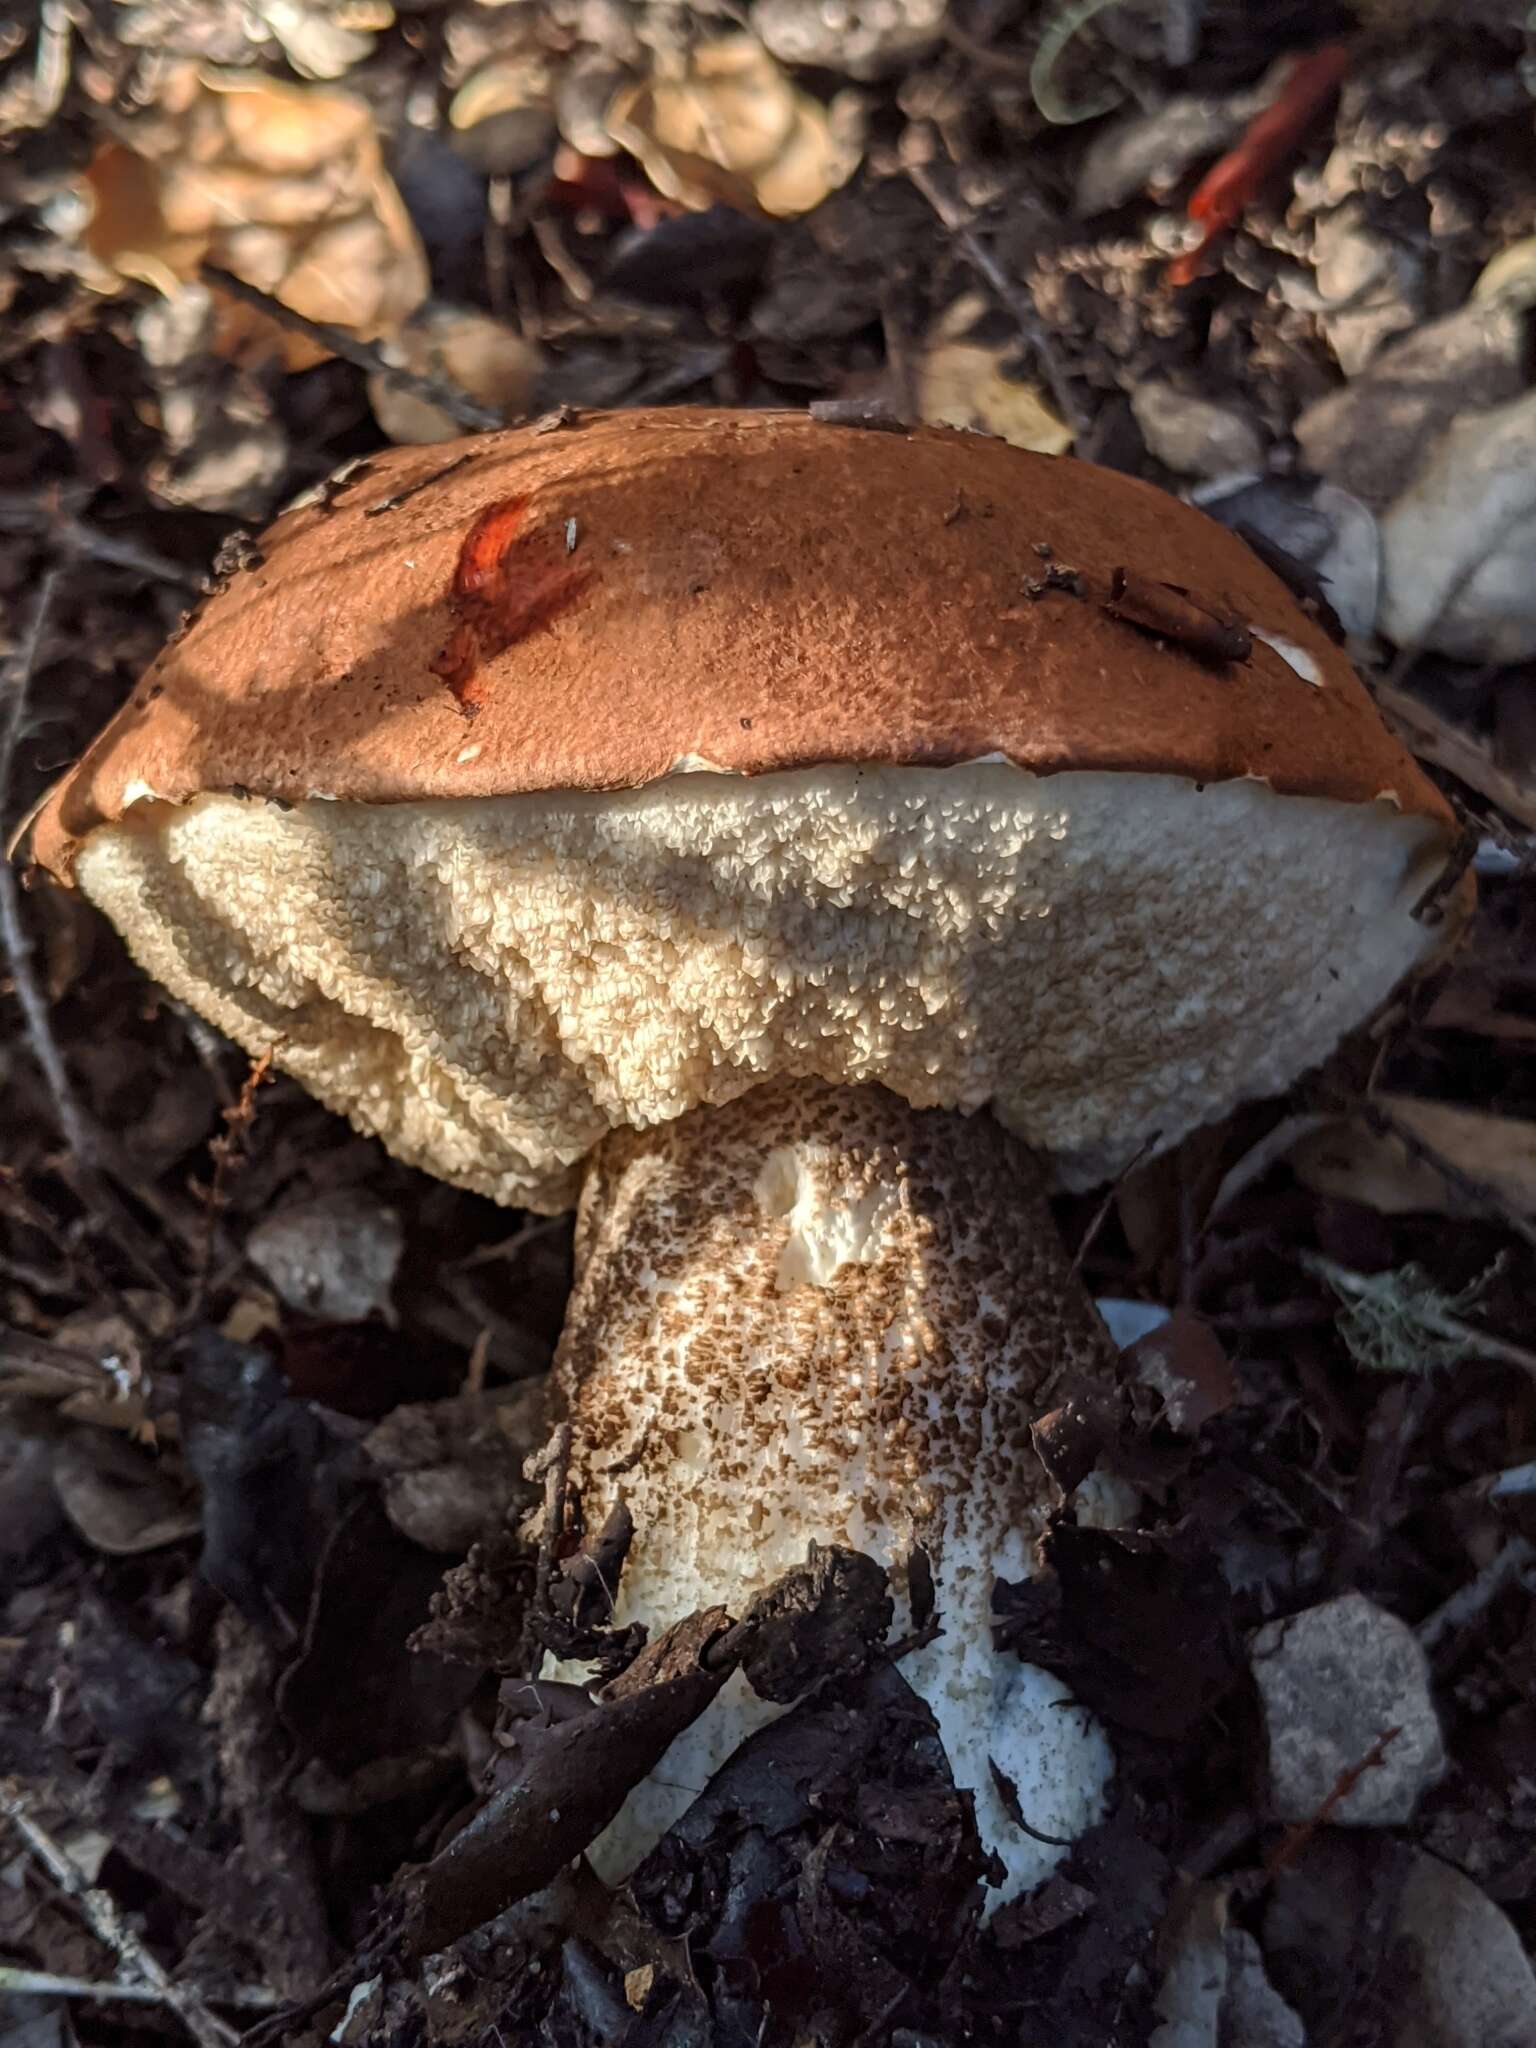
75 764 1448 1210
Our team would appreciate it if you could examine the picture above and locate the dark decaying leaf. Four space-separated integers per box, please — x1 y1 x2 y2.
71 1588 205 1780
411 1526 534 1669
995 1808 1170 2046
995 1522 1242 1741
177 1329 328 1627
1031 1387 1120 1497
734 1542 893 1703
631 1661 987 2044
398 1604 736 1956
1124 1310 1239 1436
278 1490 482 1774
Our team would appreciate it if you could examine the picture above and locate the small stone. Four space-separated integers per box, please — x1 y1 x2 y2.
246 1190 403 1323
1223 1929 1305 2048
1265 1838 1536 2048
1378 389 1536 663
380 1467 500 1554
1390 1851 1536 2048
751 0 947 80
1309 205 1423 376
1250 1592 1444 1825
1130 381 1263 479
1294 297 1527 508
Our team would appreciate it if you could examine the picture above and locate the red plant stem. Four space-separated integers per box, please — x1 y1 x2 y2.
1168 41 1353 287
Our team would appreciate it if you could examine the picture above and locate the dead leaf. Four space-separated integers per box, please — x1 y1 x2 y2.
1377 679 1536 831
79 66 428 371
1291 1096 1536 1219
51 1431 199 1555
605 38 862 219
246 1189 403 1323
917 299 1075 454
1124 1312 1238 1435
367 303 541 445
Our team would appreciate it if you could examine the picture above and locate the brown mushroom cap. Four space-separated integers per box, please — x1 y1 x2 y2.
30 410 1468 1209
35 407 1449 868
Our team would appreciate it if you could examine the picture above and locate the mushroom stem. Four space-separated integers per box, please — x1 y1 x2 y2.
550 1076 1123 1904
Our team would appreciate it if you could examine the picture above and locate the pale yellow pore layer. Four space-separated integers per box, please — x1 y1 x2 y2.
73 763 1448 1210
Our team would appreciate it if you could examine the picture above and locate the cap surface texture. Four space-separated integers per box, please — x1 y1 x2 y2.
35 406 1453 868
34 410 1465 1207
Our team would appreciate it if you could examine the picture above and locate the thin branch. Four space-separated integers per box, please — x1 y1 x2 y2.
903 150 1085 435
201 266 506 433
1 1778 240 2048
0 493 201 589
1417 1535 1536 1654
1 573 198 1277
1360 1096 1536 1253
0 1967 279 2012
0 569 92 1166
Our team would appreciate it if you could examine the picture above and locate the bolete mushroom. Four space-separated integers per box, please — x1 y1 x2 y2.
31 409 1468 1903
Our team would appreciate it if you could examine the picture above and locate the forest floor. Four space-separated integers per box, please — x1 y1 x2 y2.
3 4 1536 2044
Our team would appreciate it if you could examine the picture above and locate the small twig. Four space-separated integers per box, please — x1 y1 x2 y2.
1263 1726 1401 1877
0 569 94 1172
201 266 505 434
529 1421 575 1622
529 215 596 306
1417 1535 1536 1654
188 1046 275 1317
1 1778 240 2048
1069 1133 1157 1282
1330 1376 1434 1591
1360 1096 1536 1253
208 1609 333 1997
2 572 202 1268
903 150 1085 436
0 493 201 589
364 451 475 518
0 1967 280 2012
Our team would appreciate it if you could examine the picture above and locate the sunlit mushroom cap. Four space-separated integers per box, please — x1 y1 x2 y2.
32 409 1468 1208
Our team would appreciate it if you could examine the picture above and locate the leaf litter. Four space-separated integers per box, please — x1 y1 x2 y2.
5 6 1536 2045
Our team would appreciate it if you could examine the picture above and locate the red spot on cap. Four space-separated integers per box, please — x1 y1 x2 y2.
431 493 589 716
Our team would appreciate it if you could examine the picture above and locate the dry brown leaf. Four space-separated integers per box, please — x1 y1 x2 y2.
79 66 428 371
605 37 861 219
450 52 553 134
1377 680 1536 831
917 341 1074 453
52 1432 200 1555
1291 1095 1536 1218
367 304 541 444
1424 974 1536 1043
914 295 1074 453
1473 237 1536 309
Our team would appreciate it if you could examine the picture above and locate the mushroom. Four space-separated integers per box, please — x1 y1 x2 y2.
31 409 1469 1904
